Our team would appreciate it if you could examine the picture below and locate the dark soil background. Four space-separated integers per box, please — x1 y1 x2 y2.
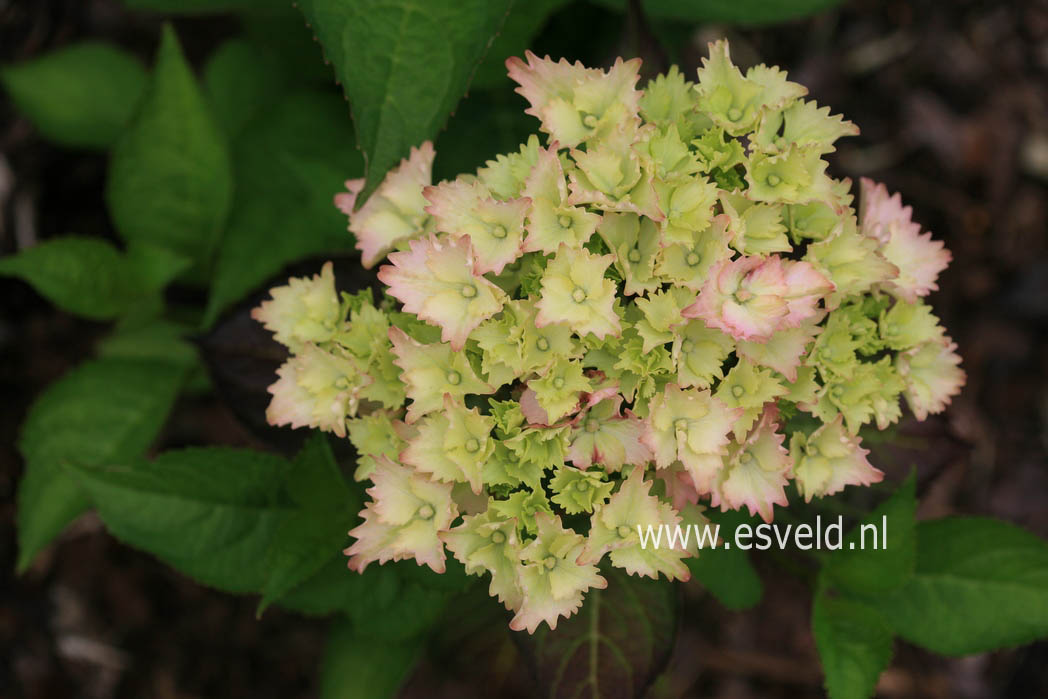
2 0 1048 697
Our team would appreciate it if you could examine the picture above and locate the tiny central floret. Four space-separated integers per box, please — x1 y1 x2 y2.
616 525 632 539
491 224 508 239
685 251 701 267
571 286 587 303
416 504 435 520
446 370 461 385
465 437 481 453
558 214 573 229
543 555 558 570
536 337 550 351
460 283 477 298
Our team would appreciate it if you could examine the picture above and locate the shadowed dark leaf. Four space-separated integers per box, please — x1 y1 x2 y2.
521 566 677 699
196 258 379 452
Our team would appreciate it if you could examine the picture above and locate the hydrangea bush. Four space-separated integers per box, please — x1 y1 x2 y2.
253 41 964 633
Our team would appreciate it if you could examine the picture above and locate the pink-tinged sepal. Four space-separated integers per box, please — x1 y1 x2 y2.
509 512 607 633
567 395 652 470
345 457 458 574
711 406 792 523
507 52 642 148
265 343 370 438
340 142 435 269
579 466 694 581
643 384 740 494
789 416 883 502
388 326 494 423
251 262 341 352
378 234 507 349
682 255 833 343
895 337 965 420
859 178 951 301
424 180 528 274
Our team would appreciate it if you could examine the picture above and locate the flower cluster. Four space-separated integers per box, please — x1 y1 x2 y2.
254 41 964 633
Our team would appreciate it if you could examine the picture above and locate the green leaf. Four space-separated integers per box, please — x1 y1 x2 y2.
279 557 459 640
877 517 1048 656
203 38 286 136
812 592 893 699
0 236 182 320
96 318 199 370
297 0 513 194
320 616 424 699
126 243 194 290
258 434 359 614
431 89 536 183
123 0 288 11
106 25 232 273
16 358 187 572
524 566 676 698
69 447 292 593
686 509 763 610
1 41 146 149
591 0 845 24
203 90 362 325
470 0 572 89
822 472 916 596
242 9 334 86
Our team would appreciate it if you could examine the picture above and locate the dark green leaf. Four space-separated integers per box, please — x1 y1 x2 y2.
96 318 199 370
0 236 181 320
16 358 187 571
280 558 456 640
877 517 1048 656
203 91 362 325
196 295 297 448
297 0 513 194
242 9 334 86
69 447 292 593
591 0 844 25
123 0 287 11
126 243 194 290
284 433 354 510
258 434 358 614
525 566 676 699
812 592 893 699
204 38 286 136
260 509 353 615
432 89 536 183
106 25 232 273
471 0 572 89
822 472 916 596
1 41 146 149
320 616 424 699
686 509 763 610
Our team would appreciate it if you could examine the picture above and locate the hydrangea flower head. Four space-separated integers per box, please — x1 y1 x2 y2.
255 41 963 633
